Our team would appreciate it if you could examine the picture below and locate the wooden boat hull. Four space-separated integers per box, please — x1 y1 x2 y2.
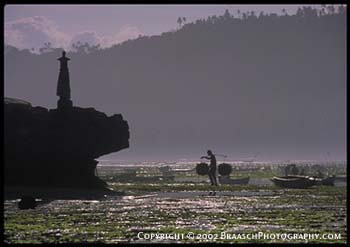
219 176 250 185
271 176 316 189
335 176 347 183
315 176 336 186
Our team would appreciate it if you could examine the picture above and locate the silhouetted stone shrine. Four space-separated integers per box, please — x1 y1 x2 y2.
56 51 73 110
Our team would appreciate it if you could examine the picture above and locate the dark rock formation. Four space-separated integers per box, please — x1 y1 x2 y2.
4 97 129 189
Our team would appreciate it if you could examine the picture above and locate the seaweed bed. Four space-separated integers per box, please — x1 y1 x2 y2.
4 169 347 244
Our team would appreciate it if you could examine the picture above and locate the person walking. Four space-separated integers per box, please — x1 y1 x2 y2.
201 150 218 186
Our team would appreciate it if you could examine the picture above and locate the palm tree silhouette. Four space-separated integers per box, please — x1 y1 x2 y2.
237 9 241 19
177 17 183 28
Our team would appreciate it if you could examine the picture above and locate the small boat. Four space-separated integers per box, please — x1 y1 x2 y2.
271 175 317 189
218 176 250 185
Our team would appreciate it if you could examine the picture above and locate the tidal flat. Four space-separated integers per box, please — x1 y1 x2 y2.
4 165 347 244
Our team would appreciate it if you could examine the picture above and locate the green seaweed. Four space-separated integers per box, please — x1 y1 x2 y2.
4 166 347 244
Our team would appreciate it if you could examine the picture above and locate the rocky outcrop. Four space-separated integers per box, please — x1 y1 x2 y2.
4 98 129 189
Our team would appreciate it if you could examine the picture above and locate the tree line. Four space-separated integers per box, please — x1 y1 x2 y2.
5 5 346 56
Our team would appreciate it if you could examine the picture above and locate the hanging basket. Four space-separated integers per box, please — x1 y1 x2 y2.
196 163 209 175
218 163 232 176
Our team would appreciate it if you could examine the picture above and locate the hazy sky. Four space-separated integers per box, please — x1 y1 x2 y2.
5 4 323 50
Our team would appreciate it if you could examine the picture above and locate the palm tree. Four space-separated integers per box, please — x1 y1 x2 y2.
326 5 335 15
207 16 212 24
282 8 287 16
338 5 346 15
259 11 264 19
224 9 231 20
177 17 182 28
296 7 303 17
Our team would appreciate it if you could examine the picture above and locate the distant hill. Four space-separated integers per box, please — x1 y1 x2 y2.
4 7 346 161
